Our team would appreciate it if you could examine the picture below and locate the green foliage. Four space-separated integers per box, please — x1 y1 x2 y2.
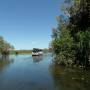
0 36 14 55
51 0 90 68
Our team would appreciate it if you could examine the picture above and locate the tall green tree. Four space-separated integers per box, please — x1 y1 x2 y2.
51 0 90 68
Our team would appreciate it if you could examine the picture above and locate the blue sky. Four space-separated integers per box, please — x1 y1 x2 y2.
0 0 63 50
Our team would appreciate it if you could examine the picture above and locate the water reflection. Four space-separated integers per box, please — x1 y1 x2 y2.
32 55 43 63
0 55 9 61
49 63 90 90
0 55 14 72
0 54 90 90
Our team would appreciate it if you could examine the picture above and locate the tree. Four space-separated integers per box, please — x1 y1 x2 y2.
0 36 14 56
51 0 90 68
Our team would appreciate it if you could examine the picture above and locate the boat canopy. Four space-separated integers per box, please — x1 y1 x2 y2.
32 48 42 52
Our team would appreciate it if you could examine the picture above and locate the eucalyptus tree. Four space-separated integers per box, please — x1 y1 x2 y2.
51 0 90 68
0 36 4 54
0 36 14 56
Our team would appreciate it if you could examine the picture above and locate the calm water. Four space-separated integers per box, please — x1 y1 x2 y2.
0 54 90 90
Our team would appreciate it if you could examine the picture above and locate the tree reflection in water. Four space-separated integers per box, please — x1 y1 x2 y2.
49 63 90 90
0 55 14 72
32 55 43 63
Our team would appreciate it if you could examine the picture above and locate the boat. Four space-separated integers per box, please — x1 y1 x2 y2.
32 48 43 56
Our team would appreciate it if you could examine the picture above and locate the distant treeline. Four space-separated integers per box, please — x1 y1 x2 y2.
11 48 49 54
12 50 32 54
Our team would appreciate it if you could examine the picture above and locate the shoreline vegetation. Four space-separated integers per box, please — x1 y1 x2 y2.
10 50 32 55
0 36 14 57
50 0 90 69
11 48 49 55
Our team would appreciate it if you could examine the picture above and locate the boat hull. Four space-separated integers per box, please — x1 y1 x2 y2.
32 52 43 56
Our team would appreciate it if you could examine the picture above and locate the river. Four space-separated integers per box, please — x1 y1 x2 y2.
0 54 90 90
